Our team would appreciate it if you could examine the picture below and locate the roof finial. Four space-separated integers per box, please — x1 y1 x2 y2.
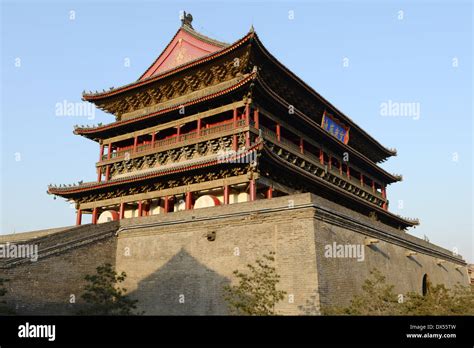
180 11 193 29
249 24 255 33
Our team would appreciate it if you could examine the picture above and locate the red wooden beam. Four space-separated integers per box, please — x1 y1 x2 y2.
249 179 256 201
185 192 193 210
224 185 230 205
107 143 112 160
164 196 169 214
133 136 138 153
92 208 98 224
76 209 82 226
267 187 273 199
99 144 104 161
253 108 259 129
276 124 281 142
138 201 143 217
105 165 110 181
319 149 324 165
299 138 304 154
119 202 125 219
245 104 250 126
151 132 156 148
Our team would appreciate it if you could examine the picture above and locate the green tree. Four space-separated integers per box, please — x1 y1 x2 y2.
323 269 400 315
323 268 474 316
79 263 139 315
223 252 287 315
401 283 474 315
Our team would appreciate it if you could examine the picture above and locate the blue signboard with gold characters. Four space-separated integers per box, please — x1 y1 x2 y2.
321 111 350 144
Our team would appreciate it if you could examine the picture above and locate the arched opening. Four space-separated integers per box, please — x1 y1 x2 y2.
422 274 430 296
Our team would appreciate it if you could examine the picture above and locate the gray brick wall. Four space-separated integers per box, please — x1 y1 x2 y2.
0 194 468 315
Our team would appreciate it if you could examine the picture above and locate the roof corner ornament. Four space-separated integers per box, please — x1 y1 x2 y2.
180 11 193 29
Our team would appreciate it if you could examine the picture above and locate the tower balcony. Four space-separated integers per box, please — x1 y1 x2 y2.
99 118 247 163
252 124 388 207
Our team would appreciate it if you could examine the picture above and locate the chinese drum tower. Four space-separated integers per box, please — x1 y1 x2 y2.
47 13 419 230
3 13 468 317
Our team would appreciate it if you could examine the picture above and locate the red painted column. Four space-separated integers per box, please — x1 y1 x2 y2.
245 104 250 126
138 201 143 217
105 165 110 181
372 180 376 193
119 203 125 220
164 196 169 214
107 144 112 160
328 155 332 170
197 119 201 137
346 165 351 179
151 132 156 148
233 107 239 151
276 124 281 142
245 131 251 147
299 138 304 154
253 108 259 129
381 186 387 199
99 144 104 161
339 160 343 176
176 125 181 139
133 136 138 153
360 174 364 186
92 208 98 224
224 185 230 205
233 107 238 128
76 209 82 226
249 179 256 201
267 187 273 199
319 149 324 164
185 192 193 210
232 135 238 152
97 167 102 183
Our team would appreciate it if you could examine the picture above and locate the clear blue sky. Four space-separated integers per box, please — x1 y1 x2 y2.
1 1 472 261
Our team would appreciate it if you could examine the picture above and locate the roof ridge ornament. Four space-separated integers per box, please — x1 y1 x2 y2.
180 11 193 29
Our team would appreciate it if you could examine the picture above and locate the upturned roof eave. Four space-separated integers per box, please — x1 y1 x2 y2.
251 33 397 160
261 144 418 228
73 73 256 139
252 75 402 184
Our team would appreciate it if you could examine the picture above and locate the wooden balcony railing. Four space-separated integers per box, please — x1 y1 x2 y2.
257 125 384 199
101 118 247 161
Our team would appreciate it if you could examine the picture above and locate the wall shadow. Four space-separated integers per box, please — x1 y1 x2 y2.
129 248 231 315
407 255 423 267
367 244 390 259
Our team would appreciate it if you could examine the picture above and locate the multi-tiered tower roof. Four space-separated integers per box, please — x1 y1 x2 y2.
48 13 418 229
